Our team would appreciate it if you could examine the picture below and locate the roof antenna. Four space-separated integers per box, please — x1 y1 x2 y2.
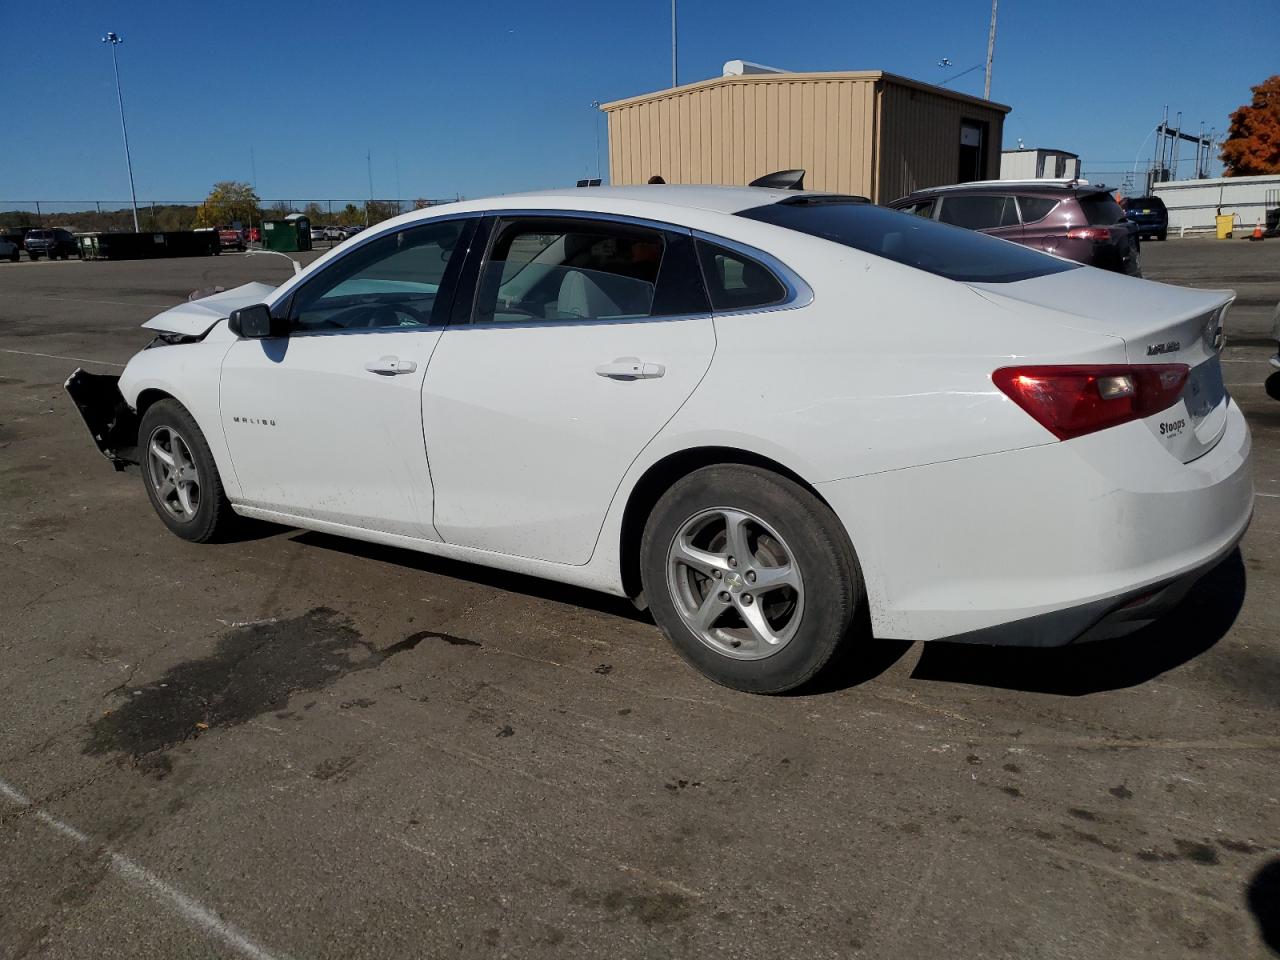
749 169 805 190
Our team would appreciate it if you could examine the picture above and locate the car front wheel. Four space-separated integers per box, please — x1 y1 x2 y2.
138 399 235 543
640 465 861 693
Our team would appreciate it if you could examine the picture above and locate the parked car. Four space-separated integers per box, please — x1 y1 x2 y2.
308 226 326 242
24 227 79 260
340 225 363 239
0 237 19 262
322 226 345 241
217 228 247 252
1122 195 1170 241
65 183 1251 693
889 181 1142 276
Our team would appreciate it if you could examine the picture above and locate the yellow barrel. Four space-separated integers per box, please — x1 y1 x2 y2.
1216 214 1235 240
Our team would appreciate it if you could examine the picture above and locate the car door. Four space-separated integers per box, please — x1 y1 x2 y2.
936 194 1023 243
219 216 476 538
422 214 715 565
1015 195 1064 252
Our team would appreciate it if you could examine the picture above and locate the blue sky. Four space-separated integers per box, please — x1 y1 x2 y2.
6 0 1278 203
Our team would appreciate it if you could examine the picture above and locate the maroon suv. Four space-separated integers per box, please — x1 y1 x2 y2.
888 182 1141 276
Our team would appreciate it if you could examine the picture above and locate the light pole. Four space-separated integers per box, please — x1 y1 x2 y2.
983 0 998 100
671 0 678 87
102 32 140 233
590 100 602 181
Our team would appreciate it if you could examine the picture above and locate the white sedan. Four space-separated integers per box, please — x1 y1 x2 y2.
66 183 1253 693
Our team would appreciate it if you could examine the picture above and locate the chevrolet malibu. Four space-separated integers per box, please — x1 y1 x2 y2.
66 184 1253 693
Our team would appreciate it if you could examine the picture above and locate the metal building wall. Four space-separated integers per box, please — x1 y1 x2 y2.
605 74 879 196
874 81 1007 202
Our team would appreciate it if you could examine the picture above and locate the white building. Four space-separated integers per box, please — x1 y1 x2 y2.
1000 148 1080 181
1152 174 1280 231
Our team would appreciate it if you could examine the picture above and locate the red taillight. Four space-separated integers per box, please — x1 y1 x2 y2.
992 364 1189 440
1066 226 1114 242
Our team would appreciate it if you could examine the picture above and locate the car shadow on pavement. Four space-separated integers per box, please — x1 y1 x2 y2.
290 531 649 622
1249 858 1280 956
905 549 1246 696
1266 371 1280 402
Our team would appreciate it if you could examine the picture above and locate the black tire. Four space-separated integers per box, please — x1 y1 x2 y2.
138 399 235 543
8 252 17 263
640 465 862 694
1157 230 1167 242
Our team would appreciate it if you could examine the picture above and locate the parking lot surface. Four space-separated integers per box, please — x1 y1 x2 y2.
1 242 1278 959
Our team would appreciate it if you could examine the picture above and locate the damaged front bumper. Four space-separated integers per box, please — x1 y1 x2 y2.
64 369 140 470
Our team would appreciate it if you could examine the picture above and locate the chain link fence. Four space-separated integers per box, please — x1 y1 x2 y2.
0 198 461 235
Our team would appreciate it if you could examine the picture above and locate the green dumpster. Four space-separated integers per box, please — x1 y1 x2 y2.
261 217 312 252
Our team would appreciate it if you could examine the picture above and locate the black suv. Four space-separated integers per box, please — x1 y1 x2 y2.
1121 196 1169 241
25 228 79 260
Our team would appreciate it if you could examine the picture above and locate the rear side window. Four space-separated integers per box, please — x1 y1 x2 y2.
474 218 708 323
696 240 787 312
1078 193 1125 226
738 201 1078 284
1017 196 1059 223
937 195 1019 230
899 199 936 219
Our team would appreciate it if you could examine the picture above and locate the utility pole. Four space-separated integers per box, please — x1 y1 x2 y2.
590 100 602 181
671 0 678 87
366 150 374 226
983 0 998 100
102 32 140 233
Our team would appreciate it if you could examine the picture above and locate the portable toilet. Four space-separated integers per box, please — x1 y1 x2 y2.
261 215 312 252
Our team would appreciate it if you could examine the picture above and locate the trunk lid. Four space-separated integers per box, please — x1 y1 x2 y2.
970 270 1232 462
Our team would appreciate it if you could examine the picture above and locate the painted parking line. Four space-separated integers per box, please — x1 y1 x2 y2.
1 349 125 368
43 295 177 309
0 777 291 960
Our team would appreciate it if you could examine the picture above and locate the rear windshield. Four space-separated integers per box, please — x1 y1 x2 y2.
737 201 1078 283
1078 193 1126 226
27 230 52 239
1125 196 1166 210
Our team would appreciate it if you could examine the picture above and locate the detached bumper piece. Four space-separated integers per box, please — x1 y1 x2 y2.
64 369 140 470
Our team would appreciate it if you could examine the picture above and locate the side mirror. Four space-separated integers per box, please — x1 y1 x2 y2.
228 304 288 339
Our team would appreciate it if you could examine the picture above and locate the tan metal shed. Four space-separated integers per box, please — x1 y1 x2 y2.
601 71 1011 203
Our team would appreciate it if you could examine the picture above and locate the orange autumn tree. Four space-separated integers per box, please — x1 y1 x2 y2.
1220 75 1280 176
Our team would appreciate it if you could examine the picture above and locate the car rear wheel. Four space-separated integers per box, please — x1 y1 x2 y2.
139 399 235 543
640 465 861 693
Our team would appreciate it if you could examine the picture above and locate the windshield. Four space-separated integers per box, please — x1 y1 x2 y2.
27 230 52 239
738 201 1078 283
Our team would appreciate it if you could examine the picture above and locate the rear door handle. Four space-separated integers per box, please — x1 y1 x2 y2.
364 356 417 375
595 357 665 380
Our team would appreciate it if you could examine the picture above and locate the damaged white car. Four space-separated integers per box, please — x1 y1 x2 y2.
67 183 1253 693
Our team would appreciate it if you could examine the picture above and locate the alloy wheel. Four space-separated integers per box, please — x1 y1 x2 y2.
146 426 201 522
665 507 805 660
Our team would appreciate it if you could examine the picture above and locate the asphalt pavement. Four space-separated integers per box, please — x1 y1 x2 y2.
1 240 1277 959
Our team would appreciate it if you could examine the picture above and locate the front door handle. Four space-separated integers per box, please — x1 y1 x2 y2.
365 356 417 376
595 357 665 380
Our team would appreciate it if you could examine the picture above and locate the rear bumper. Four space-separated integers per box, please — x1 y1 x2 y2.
819 399 1253 647
64 369 140 470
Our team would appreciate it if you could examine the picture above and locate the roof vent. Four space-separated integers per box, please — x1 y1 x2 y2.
723 60 790 77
